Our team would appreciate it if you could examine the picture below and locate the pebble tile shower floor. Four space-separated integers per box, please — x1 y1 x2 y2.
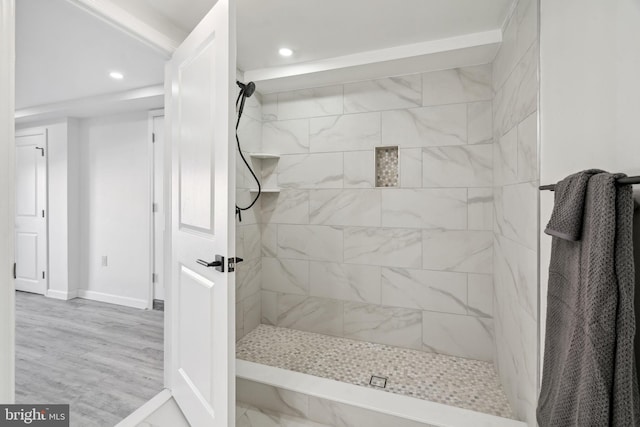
237 325 515 419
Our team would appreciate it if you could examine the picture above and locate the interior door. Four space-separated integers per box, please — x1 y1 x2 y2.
167 0 236 425
14 129 47 295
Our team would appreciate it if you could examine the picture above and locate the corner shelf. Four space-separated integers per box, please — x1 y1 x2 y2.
249 153 280 160
249 188 280 193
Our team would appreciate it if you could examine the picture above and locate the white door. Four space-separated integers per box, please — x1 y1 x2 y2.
152 114 165 302
167 0 236 425
14 129 48 295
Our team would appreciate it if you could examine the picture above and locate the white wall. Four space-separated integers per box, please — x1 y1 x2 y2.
79 111 151 308
539 0 640 373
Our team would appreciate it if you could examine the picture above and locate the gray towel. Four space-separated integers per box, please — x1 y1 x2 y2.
538 171 640 426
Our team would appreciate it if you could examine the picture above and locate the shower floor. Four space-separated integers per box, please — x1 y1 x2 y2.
236 325 515 419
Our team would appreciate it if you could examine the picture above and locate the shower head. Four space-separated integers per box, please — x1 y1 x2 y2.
236 81 256 98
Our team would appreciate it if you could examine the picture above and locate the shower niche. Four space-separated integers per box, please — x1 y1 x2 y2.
375 146 399 188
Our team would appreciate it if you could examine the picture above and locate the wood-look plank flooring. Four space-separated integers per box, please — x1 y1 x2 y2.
15 291 164 427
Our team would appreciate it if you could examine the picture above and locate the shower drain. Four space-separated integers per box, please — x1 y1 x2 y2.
369 375 388 388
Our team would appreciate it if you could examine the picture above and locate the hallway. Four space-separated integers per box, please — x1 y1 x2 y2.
15 291 164 426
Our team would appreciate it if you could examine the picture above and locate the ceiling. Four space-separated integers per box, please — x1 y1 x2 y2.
236 0 513 71
16 0 166 110
16 0 513 115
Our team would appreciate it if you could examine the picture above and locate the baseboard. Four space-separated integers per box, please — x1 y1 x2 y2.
46 289 78 300
115 389 172 427
77 289 148 309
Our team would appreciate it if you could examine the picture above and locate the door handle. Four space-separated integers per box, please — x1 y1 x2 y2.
196 255 224 272
35 147 44 157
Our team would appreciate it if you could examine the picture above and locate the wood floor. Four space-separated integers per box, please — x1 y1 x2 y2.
15 291 164 427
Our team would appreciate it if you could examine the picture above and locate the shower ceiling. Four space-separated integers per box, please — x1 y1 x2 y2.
111 0 515 70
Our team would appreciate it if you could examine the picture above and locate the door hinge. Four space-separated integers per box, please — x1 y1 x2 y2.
42 209 45 218
42 271 45 279
152 203 158 213
13 263 16 279
152 133 156 143
152 273 157 283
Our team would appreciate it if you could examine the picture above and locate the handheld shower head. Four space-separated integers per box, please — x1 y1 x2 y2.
236 81 256 98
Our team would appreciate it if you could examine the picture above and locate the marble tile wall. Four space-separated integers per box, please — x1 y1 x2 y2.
491 0 539 425
236 89 263 341
258 64 496 362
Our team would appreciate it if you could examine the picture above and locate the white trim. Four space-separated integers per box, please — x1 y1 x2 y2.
15 85 164 123
46 289 78 301
76 289 148 309
237 360 527 427
148 109 165 310
66 0 179 56
0 0 15 403
162 64 173 391
115 388 172 427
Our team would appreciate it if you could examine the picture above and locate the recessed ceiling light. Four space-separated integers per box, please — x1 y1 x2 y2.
109 71 124 80
278 48 293 57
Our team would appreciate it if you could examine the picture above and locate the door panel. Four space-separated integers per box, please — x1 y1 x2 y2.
15 130 47 295
15 232 38 280
168 0 236 425
15 144 38 217
178 40 215 233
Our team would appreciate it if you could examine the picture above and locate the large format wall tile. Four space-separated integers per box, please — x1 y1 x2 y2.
262 257 310 296
422 230 493 273
255 67 502 363
309 112 381 152
382 104 467 147
493 43 538 138
468 188 494 231
493 126 518 186
422 145 493 188
262 189 309 224
262 93 278 121
422 312 494 361
237 258 262 300
517 112 538 182
237 379 309 419
344 227 422 268
309 262 381 304
277 225 344 262
309 189 381 227
343 75 422 113
468 101 493 145
422 64 492 106
261 290 277 326
495 182 538 251
344 151 375 188
467 273 493 318
278 153 343 189
278 85 343 120
380 267 467 314
262 119 310 154
343 302 422 350
277 295 344 336
399 148 422 188
380 188 467 229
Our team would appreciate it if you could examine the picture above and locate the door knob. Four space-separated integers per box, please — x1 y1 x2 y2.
196 255 225 272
